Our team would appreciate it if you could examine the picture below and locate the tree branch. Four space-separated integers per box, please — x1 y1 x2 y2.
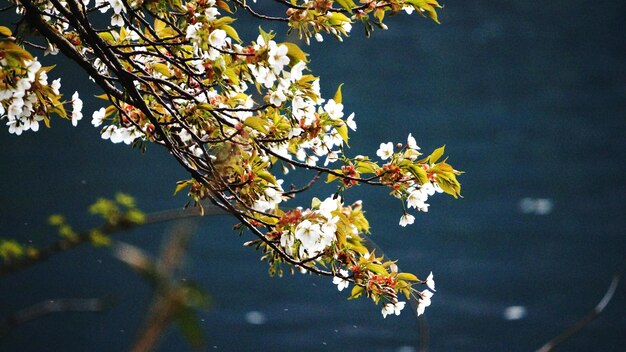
536 275 620 352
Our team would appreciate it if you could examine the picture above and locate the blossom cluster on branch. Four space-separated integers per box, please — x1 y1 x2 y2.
1 0 459 317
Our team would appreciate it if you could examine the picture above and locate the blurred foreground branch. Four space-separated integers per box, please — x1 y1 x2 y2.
114 221 209 352
0 206 223 276
0 298 107 335
536 274 620 352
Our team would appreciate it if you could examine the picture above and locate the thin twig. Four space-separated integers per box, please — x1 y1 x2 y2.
0 298 108 335
536 274 620 352
0 206 223 276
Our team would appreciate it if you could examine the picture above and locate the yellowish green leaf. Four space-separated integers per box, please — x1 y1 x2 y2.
333 83 344 104
427 145 445 164
89 230 111 247
366 263 387 275
0 26 13 37
243 116 268 133
151 63 171 77
349 285 365 299
396 272 420 281
408 164 429 184
336 123 349 146
222 25 241 43
335 0 356 13
281 42 309 63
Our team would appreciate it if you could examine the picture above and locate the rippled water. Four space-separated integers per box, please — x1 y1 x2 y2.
1 1 625 351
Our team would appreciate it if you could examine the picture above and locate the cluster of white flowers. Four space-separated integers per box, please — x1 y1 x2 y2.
416 272 436 316
100 124 143 144
91 107 143 145
374 134 444 225
379 271 436 318
406 181 443 213
1 57 82 135
252 180 285 212
381 300 406 318
244 35 356 169
95 0 127 27
280 196 344 259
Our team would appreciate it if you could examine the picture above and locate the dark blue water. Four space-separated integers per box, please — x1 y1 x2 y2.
1 0 625 351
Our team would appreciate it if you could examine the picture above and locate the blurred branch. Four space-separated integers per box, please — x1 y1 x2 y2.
536 274 620 352
419 315 429 352
0 298 108 335
0 206 223 277
114 221 207 352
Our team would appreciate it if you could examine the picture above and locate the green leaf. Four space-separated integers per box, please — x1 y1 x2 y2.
408 164 429 185
175 308 205 349
435 174 461 198
125 209 146 224
243 116 268 133
281 42 309 63
151 63 171 77
223 67 240 86
94 93 110 101
222 24 241 43
349 285 365 299
406 0 442 24
215 0 233 13
333 83 344 104
427 145 445 164
355 160 379 174
0 26 12 37
366 263 387 275
396 273 419 281
335 0 357 13
98 32 115 44
89 230 111 247
174 180 193 195
213 16 236 27
258 26 275 44
154 18 166 33
327 12 351 26
336 123 349 146
115 193 136 207
0 240 25 260
256 170 277 184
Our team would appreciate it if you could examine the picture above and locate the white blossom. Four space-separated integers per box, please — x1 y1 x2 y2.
71 91 82 126
324 151 339 166
346 112 357 131
376 142 394 160
108 0 125 14
407 133 420 150
407 188 427 209
290 61 306 82
110 13 124 27
332 269 350 291
185 23 202 42
399 213 415 227
44 42 59 56
208 29 227 49
269 88 287 107
381 301 406 318
416 290 434 316
267 43 290 74
91 107 106 127
323 99 344 120
426 271 436 292
295 220 323 254
318 196 339 220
